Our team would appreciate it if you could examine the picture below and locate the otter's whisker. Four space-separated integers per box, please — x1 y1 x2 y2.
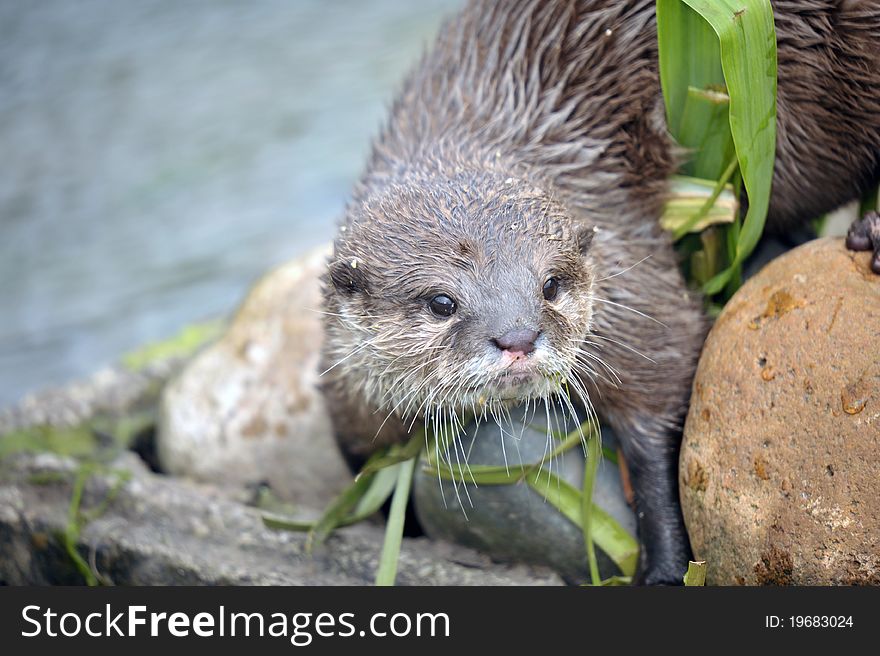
593 254 653 283
434 417 448 509
306 306 380 320
443 407 472 516
592 296 668 327
574 347 623 386
319 336 380 376
581 333 656 363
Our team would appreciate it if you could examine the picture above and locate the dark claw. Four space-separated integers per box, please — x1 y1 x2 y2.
845 211 880 274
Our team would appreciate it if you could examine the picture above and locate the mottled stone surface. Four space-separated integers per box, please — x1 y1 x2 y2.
0 360 179 436
681 238 880 585
0 452 561 586
157 245 352 511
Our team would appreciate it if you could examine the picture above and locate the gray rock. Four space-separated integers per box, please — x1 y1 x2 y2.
0 359 181 436
157 245 352 511
412 405 637 583
0 451 562 586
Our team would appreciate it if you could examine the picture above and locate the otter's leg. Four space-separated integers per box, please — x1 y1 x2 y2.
846 211 880 274
612 416 692 585
587 235 707 585
319 374 411 473
590 338 701 585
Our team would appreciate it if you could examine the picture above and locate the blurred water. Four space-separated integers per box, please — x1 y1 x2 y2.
0 0 462 407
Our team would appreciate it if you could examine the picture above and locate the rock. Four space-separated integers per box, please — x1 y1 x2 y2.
0 358 183 437
0 451 563 586
157 245 352 512
680 238 880 585
412 405 637 583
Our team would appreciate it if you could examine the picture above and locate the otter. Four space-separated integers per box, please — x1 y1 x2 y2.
320 0 880 585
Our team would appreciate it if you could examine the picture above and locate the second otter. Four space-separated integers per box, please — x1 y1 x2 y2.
321 0 880 585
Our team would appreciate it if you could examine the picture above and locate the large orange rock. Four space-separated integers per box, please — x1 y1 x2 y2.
680 238 879 585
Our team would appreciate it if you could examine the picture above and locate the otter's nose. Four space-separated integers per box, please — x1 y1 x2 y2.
492 328 541 355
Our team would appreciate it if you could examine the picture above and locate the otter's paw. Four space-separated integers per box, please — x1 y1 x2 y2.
846 211 880 274
632 564 687 586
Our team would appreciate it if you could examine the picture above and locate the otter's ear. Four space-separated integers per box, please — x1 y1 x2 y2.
329 256 370 295
575 223 597 256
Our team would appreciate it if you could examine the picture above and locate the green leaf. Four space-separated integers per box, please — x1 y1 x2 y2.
598 575 633 587
353 462 400 516
526 470 638 577
677 86 736 180
601 446 619 465
658 1 725 144
306 471 376 551
261 514 316 532
375 455 417 586
661 173 739 236
681 0 777 294
658 0 777 296
358 428 426 476
262 463 400 534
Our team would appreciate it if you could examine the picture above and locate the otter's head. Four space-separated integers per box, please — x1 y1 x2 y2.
323 169 596 424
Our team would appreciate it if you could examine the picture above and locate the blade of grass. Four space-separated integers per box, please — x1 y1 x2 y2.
375 455 417 586
582 426 602 586
689 227 724 286
723 210 743 298
64 464 130 586
358 428 425 477
599 575 633 586
263 462 401 533
65 465 98 586
423 420 583 472
601 446 618 465
306 472 376 551
353 462 401 515
427 461 640 573
525 470 638 577
262 515 317 532
295 431 428 548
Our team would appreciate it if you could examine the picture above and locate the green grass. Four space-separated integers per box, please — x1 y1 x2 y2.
121 320 223 371
375 456 417 586
0 425 98 460
63 464 132 586
658 0 777 300
266 420 638 585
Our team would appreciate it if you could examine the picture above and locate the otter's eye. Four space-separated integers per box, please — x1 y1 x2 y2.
429 294 457 317
542 277 560 301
